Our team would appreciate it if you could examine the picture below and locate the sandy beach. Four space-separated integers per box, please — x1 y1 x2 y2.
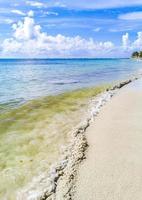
74 78 142 200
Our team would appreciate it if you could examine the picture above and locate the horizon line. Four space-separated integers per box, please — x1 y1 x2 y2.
0 57 130 60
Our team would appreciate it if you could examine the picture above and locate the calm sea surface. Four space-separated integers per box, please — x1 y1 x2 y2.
0 58 142 110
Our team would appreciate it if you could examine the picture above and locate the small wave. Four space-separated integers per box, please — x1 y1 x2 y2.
0 98 25 113
51 80 80 85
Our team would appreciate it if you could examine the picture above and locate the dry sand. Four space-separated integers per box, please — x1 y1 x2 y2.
74 79 142 200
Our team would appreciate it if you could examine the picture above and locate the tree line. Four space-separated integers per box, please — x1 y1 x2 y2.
132 51 142 58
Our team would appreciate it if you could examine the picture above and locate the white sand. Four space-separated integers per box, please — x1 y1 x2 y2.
74 79 142 200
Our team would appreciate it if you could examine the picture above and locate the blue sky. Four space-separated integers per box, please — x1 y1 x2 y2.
0 0 142 57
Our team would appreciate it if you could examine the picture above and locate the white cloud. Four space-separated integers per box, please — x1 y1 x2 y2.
122 33 130 49
26 1 45 8
28 10 34 17
119 12 142 20
121 32 142 51
46 11 59 16
4 18 14 24
11 9 25 16
0 17 14 25
3 12 142 58
93 27 101 32
25 1 66 8
133 32 142 49
109 28 133 32
12 13 40 41
49 0 142 9
53 2 66 7
1 14 115 57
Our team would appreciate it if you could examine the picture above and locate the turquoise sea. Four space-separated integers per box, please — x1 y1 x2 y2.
1 58 142 111
0 58 142 199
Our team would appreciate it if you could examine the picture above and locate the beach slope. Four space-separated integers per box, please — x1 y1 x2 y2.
74 79 142 200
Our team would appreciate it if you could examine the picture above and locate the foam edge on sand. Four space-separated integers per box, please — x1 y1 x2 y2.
17 75 141 200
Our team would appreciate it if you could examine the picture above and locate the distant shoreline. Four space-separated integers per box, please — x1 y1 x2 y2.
0 57 130 60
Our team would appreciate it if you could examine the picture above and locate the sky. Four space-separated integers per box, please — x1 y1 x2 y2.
0 0 142 58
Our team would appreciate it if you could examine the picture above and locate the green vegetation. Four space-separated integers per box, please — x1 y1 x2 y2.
0 85 110 200
131 51 142 58
0 85 109 135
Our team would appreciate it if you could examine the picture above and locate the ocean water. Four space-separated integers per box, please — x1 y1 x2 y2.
0 58 142 111
0 58 142 199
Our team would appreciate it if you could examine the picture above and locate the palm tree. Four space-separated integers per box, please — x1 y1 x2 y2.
132 51 139 58
139 51 142 58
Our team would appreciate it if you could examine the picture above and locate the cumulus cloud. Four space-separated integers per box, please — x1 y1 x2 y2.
28 10 34 17
2 12 142 58
122 33 130 49
11 11 39 40
1 13 115 57
121 31 142 51
133 32 142 49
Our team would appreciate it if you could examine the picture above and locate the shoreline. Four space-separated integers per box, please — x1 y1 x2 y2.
74 75 142 200
52 76 140 200
16 74 142 200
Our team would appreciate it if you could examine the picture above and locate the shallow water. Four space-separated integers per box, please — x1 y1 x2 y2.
0 58 142 111
0 58 142 199
0 85 107 200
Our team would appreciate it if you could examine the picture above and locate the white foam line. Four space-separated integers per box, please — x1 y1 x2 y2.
16 75 142 200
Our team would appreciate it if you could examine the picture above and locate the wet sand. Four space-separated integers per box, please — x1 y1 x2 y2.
74 79 142 200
